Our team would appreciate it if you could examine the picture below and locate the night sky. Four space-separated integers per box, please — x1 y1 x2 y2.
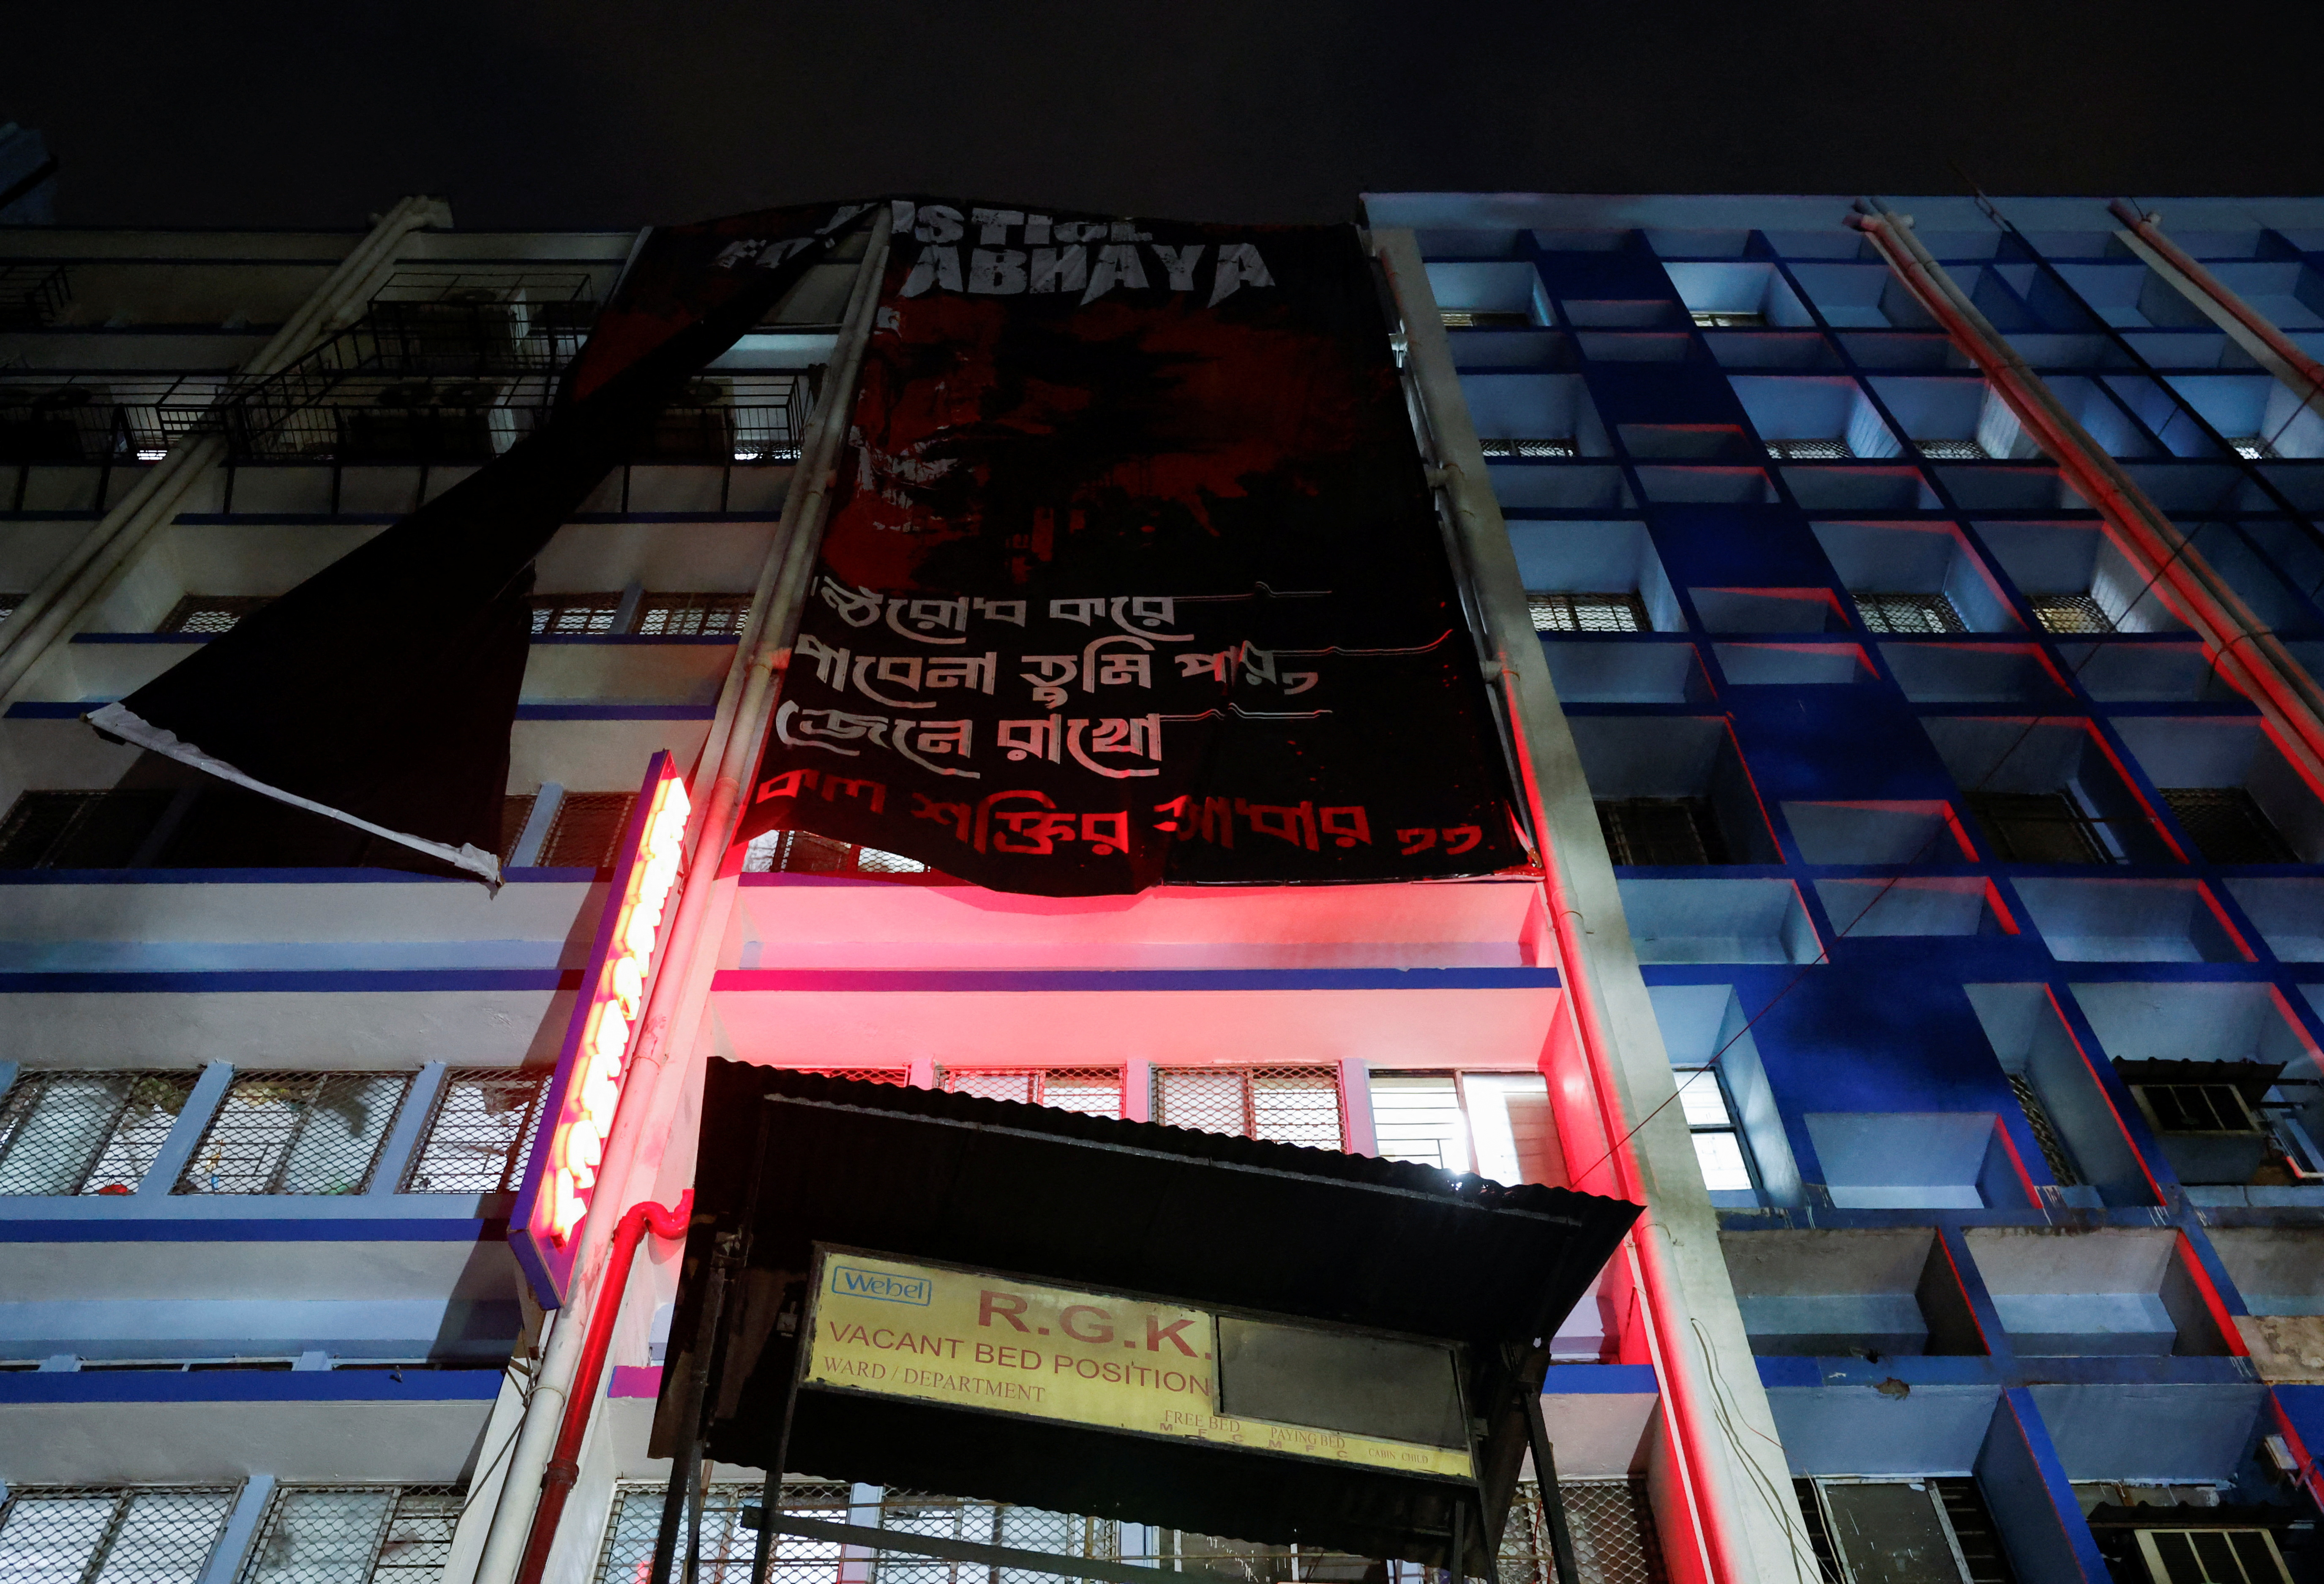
11 0 2324 230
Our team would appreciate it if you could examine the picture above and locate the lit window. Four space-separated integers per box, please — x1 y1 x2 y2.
1478 437 1578 458
401 1069 551 1194
1153 1066 1343 1149
740 829 932 879
1691 309 1764 329
1675 1066 1755 1193
2229 436 2280 461
1914 438 1989 460
1853 591 1966 635
174 1071 413 1195
0 1071 202 1195
528 594 623 635
0 592 21 624
1369 1076 1472 1171
2028 594 2114 635
242 1484 464 1582
1529 592 1646 633
635 593 750 636
0 1487 237 1580
1440 309 1532 330
157 595 273 634
1765 438 1852 461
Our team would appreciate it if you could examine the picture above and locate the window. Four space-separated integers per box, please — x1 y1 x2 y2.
239 1486 462 1584
400 1069 550 1194
0 789 174 868
0 592 24 624
1478 437 1578 458
175 1071 412 1195
2007 1074 2081 1186
2028 593 2114 635
597 1481 848 1584
2131 1082 2261 1136
1440 309 1531 330
1368 1072 1564 1185
1795 1478 2009 1584
1915 438 1990 461
635 592 750 636
539 793 637 870
939 1068 1124 1119
1853 592 1967 635
1369 1076 1472 1170
2159 787 2295 864
1764 437 1852 461
1691 309 1763 329
2130 1529 2290 1584
0 1071 202 1195
1529 592 1647 633
1965 791 2113 864
1503 1480 1669 1584
0 1486 238 1583
2229 437 2281 462
528 594 624 635
741 828 932 879
497 793 536 863
1675 1066 1755 1194
1596 797 1726 866
1152 1067 1343 1149
157 595 274 635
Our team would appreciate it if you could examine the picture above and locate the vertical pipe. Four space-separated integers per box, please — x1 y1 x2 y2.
1520 1376 1581 1584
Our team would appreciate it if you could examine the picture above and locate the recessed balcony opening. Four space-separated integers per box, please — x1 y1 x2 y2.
1881 643 2073 704
1702 333 1847 371
1803 1112 2031 1210
1785 466 1942 511
2109 717 2324 864
1442 330 1579 371
1560 298 1687 330
1713 642 1874 686
1618 878 1820 963
1457 371 1610 458
1568 715 1780 865
1837 332 1969 371
2165 374 2324 460
1489 464 1633 511
2070 981 2321 1189
1616 422 1757 461
1813 876 2015 937
1720 1228 1983 1356
1540 641 1711 704
1862 375 2021 462
1786 264 1940 330
1727 375 1900 462
2012 878 2252 962
2056 641 2247 703
1813 518 2018 634
1980 525 2194 636
1633 465 1777 504
1921 717 2174 864
1648 982 1800 1205
2207 1227 2324 1322
1781 800 1974 864
1506 519 1680 632
1962 982 2155 1208
1660 262 1815 330
1425 262 1546 330
1965 1228 2231 1356
1689 587 1848 634
2223 878 2324 962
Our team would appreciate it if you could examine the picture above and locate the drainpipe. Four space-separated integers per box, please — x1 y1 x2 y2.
1849 202 2324 794
0 194 452 704
467 208 893 1584
1374 229 1811 1584
2107 199 2324 399
512 1190 693 1584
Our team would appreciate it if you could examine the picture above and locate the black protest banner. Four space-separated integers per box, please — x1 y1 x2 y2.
90 202 872 883
737 200 1526 896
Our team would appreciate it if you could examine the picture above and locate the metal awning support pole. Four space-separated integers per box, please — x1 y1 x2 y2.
467 208 893 1584
1519 1380 1581 1584
1372 228 1804 1584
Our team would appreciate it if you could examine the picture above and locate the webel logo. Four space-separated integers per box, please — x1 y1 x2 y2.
833 1265 933 1306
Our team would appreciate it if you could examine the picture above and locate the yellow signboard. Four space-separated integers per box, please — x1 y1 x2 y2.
802 1251 1473 1479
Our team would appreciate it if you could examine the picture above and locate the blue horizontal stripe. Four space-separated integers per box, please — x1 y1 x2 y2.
0 867 595 885
0 969 578 993
712 967 1560 992
13 700 714 720
0 1369 505 1404
0 1218 507 1242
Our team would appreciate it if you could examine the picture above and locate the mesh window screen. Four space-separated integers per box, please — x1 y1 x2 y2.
1527 593 1645 633
1854 592 1967 635
597 1482 851 1584
788 1068 912 1086
1497 1481 1667 1584
636 593 751 636
1765 438 1851 461
1967 791 2111 864
0 789 173 869
1478 438 1578 459
0 1486 237 1584
1596 798 1722 866
1915 438 1989 461
742 829 933 878
157 596 275 635
238 1486 462 1584
2029 594 2114 634
497 795 536 863
1152 1067 1343 1148
540 793 637 870
2160 787 2296 864
940 1069 1124 1118
176 1072 411 1196
0 1071 202 1195
401 1070 549 1194
528 594 625 636
877 1491 1119 1584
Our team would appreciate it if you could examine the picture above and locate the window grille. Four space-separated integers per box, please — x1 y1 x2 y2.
2132 1082 2261 1136
1964 791 2114 864
156 595 275 635
1764 437 1852 461
400 1069 550 1194
1932 1478 2020 1584
1596 798 1724 866
878 1490 1123 1584
1478 437 1579 459
2028 593 2114 635
1151 1067 1344 1149
636 593 751 637
596 1480 852 1584
1369 1076 1472 1172
1528 592 1646 633
0 591 22 624
175 1071 412 1195
1500 1480 1667 1584
2008 1074 2082 1186
0 789 174 869
788 1067 913 1086
939 1068 1124 1119
742 829 934 880
1853 591 1967 635
2160 787 2295 864
1440 309 1532 330
0 1485 238 1584
2229 437 2281 462
1689 310 1762 330
0 1069 202 1195
497 794 536 863
528 594 625 636
1915 438 1990 461
1674 1067 1755 1194
540 793 637 870
238 1485 462 1584
2131 1529 2289 1584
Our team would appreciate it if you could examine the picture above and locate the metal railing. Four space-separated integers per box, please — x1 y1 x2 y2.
237 1484 462 1584
0 262 71 330
174 1071 412 1196
0 1485 240 1583
400 1069 549 1195
0 1070 204 1195
1151 1066 1345 1149
938 1068 1125 1118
